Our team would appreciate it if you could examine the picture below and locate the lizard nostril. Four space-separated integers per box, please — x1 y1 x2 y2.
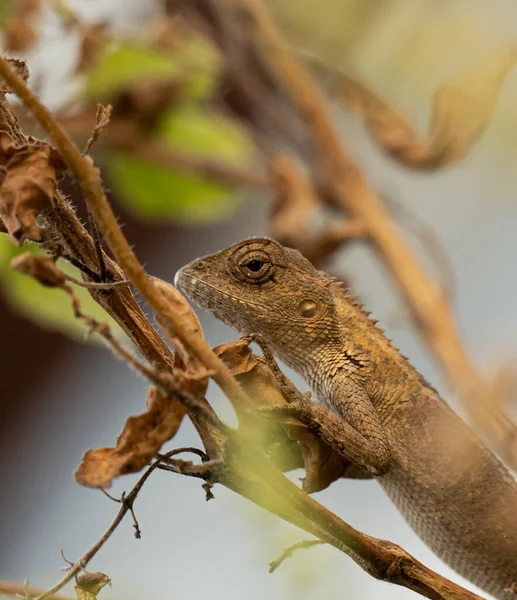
194 260 206 270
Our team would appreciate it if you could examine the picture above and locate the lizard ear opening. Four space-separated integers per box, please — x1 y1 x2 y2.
297 299 319 318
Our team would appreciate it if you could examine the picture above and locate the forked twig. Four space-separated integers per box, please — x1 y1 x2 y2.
269 539 324 573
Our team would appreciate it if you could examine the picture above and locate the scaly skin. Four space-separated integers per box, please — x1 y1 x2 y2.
175 237 517 599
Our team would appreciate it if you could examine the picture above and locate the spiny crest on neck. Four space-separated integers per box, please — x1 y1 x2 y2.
326 277 437 390
324 277 383 328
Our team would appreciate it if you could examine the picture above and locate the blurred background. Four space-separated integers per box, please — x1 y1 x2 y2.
1 1 517 599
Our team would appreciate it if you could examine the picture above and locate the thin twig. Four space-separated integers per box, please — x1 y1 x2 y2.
0 54 488 600
66 288 232 437
83 105 114 282
0 55 252 418
238 0 517 471
25 451 179 600
269 539 324 573
86 205 107 282
64 272 129 290
46 249 102 282
157 447 210 463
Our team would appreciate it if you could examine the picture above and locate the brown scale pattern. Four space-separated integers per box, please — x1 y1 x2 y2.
176 237 517 599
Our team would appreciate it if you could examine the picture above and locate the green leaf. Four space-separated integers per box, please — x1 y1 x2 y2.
86 38 220 101
106 107 253 223
0 234 119 341
86 42 177 98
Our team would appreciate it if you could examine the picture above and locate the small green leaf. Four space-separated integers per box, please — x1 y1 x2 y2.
0 234 119 341
86 42 177 98
86 37 219 101
107 107 253 223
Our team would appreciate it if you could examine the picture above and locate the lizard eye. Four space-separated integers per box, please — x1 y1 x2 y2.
233 249 273 283
245 259 263 272
298 299 318 318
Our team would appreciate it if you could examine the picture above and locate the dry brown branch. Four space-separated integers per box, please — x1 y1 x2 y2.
0 55 489 600
268 153 366 266
0 581 71 600
235 0 517 472
384 194 455 302
215 338 351 492
332 53 517 169
0 99 172 370
9 252 226 489
0 54 251 416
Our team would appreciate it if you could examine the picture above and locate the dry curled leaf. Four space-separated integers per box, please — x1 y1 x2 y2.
154 277 205 372
0 58 29 93
75 571 111 598
75 386 188 488
0 141 66 244
84 104 113 155
334 49 517 169
214 338 348 491
11 253 66 287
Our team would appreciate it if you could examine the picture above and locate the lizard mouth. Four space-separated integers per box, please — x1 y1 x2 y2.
175 271 266 312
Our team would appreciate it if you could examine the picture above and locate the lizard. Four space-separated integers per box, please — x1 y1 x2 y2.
175 236 517 599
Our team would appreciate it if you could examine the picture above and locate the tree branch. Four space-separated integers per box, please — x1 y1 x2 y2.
0 55 251 417
236 0 517 472
0 55 487 600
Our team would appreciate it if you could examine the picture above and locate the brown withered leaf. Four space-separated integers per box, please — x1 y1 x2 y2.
11 253 66 287
75 386 188 488
75 23 109 75
334 49 517 169
154 277 206 373
0 58 29 93
84 104 113 155
214 338 348 492
0 141 66 244
3 0 41 53
75 572 111 597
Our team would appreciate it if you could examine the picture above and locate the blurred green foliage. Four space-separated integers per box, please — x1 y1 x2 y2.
0 0 12 25
86 38 219 101
107 106 252 223
88 40 252 223
0 234 118 340
1 33 253 338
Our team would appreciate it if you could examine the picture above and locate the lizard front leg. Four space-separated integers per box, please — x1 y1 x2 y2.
264 378 391 477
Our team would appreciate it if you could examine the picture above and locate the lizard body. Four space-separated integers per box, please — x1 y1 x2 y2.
175 237 517 599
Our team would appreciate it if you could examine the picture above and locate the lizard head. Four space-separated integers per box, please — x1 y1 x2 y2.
175 237 341 362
